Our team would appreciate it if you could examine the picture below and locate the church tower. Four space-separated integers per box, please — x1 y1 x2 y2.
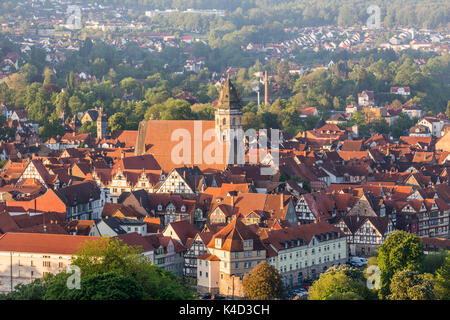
215 78 243 143
97 108 108 139
215 79 243 165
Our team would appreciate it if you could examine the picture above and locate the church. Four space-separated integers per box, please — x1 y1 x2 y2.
134 79 244 173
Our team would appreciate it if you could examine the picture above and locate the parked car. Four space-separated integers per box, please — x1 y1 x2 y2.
294 289 308 296
199 293 211 299
349 257 368 267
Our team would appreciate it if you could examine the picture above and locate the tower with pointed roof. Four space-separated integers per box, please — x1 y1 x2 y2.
97 108 108 139
215 79 243 144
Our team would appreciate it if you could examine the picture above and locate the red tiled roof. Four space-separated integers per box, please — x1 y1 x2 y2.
136 120 229 172
0 232 102 254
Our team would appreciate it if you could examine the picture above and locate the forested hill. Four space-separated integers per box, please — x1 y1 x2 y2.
70 0 448 29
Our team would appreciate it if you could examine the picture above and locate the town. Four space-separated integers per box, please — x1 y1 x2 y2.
0 0 448 302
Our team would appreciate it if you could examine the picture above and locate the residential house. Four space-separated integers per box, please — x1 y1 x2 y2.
262 222 347 287
197 217 266 298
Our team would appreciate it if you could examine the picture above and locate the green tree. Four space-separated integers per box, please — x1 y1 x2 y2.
242 262 284 300
44 271 144 300
71 238 195 300
377 231 424 299
43 67 55 86
388 270 435 300
0 279 46 300
55 91 70 118
78 122 97 137
434 255 450 299
108 112 127 133
421 250 449 274
91 58 109 79
308 265 374 300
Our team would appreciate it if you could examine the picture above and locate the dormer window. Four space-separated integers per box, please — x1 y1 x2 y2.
215 238 222 248
244 239 253 250
181 205 186 212
157 204 162 211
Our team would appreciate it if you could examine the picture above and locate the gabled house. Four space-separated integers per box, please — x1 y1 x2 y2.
358 90 375 106
56 181 104 221
334 215 394 256
90 216 147 237
183 231 214 279
198 217 266 298
155 166 218 195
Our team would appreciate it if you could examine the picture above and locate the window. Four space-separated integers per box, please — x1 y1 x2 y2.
43 261 51 267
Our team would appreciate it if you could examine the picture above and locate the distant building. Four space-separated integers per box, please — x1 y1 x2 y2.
358 90 375 106
402 105 424 119
409 125 431 137
417 117 448 137
390 86 411 96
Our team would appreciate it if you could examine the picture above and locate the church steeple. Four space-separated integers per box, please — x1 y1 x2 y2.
217 78 242 110
215 79 243 143
97 108 108 139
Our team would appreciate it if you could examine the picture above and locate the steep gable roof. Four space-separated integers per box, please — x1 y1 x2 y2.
207 218 265 252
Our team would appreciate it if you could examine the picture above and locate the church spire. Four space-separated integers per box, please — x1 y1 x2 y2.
217 78 242 110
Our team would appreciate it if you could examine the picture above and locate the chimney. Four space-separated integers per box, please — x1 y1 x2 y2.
264 71 269 105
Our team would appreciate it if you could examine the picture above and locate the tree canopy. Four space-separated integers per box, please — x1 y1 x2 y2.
242 262 284 300
308 265 375 300
377 231 424 298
